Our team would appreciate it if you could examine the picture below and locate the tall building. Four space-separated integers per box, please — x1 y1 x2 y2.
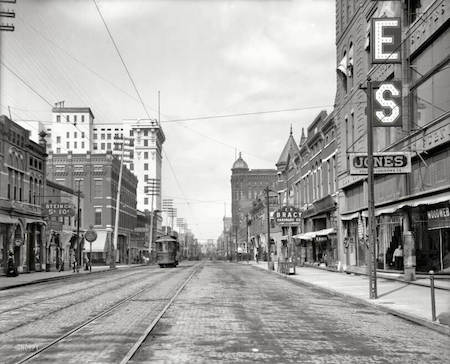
231 153 277 253
335 0 449 277
45 106 165 213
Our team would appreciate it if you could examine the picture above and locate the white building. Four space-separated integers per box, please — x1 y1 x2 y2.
45 106 165 212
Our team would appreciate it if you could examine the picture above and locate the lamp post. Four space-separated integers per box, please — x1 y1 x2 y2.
146 178 160 263
264 186 272 270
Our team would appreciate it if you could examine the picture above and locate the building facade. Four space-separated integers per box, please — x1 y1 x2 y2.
46 107 165 214
0 115 47 274
335 0 449 277
231 153 277 255
46 151 138 264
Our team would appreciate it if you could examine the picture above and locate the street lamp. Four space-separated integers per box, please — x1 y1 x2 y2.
264 186 275 270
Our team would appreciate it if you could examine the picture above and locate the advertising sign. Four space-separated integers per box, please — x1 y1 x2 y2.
349 152 411 175
371 18 401 64
371 80 402 127
427 205 450 230
274 206 301 225
42 203 75 217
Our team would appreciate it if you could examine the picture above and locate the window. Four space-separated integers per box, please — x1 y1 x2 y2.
144 140 148 147
101 134 105 140
74 132 77 138
130 130 134 137
144 174 148 182
95 208 102 225
56 115 61 123
107 143 111 150
81 132 85 138
130 163 134 171
101 143 105 149
107 134 111 140
56 147 61 153
56 136 61 143
66 142 70 149
74 115 77 123
66 115 70 122
81 142 85 148
66 132 70 138
93 143 98 150
93 134 98 140
81 115 85 122
411 30 450 127
144 152 149 159
144 163 148 171
144 130 148 136
74 142 77 149
94 180 102 197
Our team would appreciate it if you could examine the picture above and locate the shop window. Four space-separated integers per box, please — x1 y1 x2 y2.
95 208 102 226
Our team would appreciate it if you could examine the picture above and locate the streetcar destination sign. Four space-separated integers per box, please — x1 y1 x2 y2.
349 152 411 175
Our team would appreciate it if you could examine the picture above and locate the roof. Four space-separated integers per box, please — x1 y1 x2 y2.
276 129 300 168
232 152 249 170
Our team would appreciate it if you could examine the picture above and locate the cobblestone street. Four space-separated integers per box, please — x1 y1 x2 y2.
1 262 449 364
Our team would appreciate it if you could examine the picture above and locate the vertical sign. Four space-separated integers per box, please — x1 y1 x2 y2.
371 81 402 127
371 18 401 63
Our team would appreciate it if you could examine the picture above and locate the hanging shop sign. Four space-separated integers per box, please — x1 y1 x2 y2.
42 203 75 217
274 206 301 225
349 152 411 175
427 205 450 230
371 18 401 64
371 80 402 127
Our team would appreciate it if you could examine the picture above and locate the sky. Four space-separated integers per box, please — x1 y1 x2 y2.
0 0 336 241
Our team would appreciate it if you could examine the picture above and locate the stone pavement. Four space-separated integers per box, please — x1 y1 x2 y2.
0 263 146 290
248 261 450 336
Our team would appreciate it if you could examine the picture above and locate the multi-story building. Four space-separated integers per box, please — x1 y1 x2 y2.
46 107 165 214
46 151 138 264
231 153 277 254
0 115 47 274
335 0 449 277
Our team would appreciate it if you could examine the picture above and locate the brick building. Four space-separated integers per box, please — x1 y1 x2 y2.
46 151 138 264
0 115 47 274
335 0 449 277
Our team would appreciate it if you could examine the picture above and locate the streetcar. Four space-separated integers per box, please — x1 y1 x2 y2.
155 233 180 268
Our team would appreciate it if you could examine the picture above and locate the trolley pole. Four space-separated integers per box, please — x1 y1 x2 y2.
76 179 81 271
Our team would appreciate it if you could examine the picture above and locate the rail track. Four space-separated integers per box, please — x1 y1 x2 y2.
12 263 201 364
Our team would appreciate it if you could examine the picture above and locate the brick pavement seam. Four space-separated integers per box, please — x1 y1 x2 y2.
249 264 450 337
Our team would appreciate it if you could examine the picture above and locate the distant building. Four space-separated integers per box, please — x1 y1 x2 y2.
46 151 138 264
230 153 277 255
46 106 165 214
0 115 47 274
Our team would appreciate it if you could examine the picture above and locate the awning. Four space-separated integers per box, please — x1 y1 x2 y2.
293 232 316 241
293 227 336 241
341 192 450 219
315 228 337 237
24 218 47 226
0 216 19 224
86 230 109 253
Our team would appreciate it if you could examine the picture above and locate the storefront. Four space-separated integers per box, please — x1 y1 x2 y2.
412 203 450 273
294 228 337 267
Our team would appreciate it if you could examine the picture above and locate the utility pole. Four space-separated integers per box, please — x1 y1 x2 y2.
264 186 271 270
146 178 160 263
0 0 15 32
366 80 377 299
76 179 81 271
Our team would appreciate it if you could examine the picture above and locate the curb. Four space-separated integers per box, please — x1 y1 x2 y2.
0 264 150 291
249 263 450 337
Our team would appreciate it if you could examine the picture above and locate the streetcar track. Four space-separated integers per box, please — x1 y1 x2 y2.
0 269 175 335
11 264 201 364
120 263 202 364
0 267 160 316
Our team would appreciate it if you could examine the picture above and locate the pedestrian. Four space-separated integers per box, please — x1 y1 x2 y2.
392 244 403 270
6 251 18 277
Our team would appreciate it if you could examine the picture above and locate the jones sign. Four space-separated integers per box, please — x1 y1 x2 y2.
349 152 411 175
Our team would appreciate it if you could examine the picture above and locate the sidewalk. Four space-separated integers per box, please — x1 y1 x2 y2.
248 261 450 336
0 264 146 291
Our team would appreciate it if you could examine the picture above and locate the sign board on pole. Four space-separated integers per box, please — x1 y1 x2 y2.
371 80 402 127
371 18 401 64
349 152 411 175
274 206 301 225
42 203 75 217
84 229 97 243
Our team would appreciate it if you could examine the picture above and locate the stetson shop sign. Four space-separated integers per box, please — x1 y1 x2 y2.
427 205 450 230
274 206 301 225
